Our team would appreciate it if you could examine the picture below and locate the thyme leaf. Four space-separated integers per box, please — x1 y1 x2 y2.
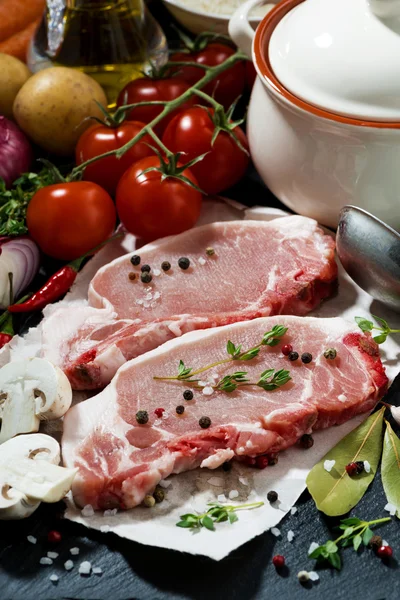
176 501 264 531
355 315 400 344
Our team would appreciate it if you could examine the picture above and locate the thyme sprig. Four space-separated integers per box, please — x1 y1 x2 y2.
154 325 289 383
355 315 400 344
176 501 264 531
309 516 391 570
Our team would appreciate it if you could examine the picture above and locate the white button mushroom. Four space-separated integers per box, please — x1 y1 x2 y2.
0 358 72 443
0 433 77 520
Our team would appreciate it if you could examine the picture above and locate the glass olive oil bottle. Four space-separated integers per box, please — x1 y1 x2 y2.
28 0 168 107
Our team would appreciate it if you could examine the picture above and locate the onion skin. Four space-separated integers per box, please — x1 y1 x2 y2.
0 236 40 308
0 116 32 188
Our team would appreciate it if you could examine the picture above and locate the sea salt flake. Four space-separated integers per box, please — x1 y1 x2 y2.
79 561 92 575
93 567 103 575
49 574 59 583
136 299 143 305
198 381 207 387
291 507 298 515
154 291 161 299
47 552 59 559
198 257 206 265
145 292 153 300
153 269 161 277
202 386 214 396
287 530 295 542
40 557 53 566
382 540 389 546
309 571 320 582
158 479 171 488
162 411 169 420
154 418 162 426
228 489 239 499
217 493 227 503
100 525 110 533
271 527 281 537
384 502 396 516
239 477 249 486
208 476 224 487
143 301 150 308
81 504 94 517
103 508 118 517
324 459 335 473
70 547 80 556
364 460 371 473
64 560 74 571
308 542 320 555
27 535 37 544
391 405 400 425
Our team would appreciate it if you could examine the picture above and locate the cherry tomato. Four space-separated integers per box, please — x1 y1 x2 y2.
170 43 246 109
116 156 202 242
76 121 155 196
245 62 257 90
27 182 116 261
162 107 250 194
116 78 195 135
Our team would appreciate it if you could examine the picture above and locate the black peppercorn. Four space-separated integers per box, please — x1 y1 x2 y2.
178 257 190 270
299 433 314 449
355 460 365 474
268 454 278 466
301 352 312 364
324 348 337 360
176 405 185 415
369 535 383 550
288 351 299 361
130 254 141 266
136 410 149 424
141 272 152 283
161 261 171 272
222 461 232 472
206 247 215 256
199 416 211 429
267 490 278 503
183 389 193 401
153 486 165 504
141 264 151 273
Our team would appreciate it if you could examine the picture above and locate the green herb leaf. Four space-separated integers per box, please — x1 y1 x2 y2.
343 527 354 537
355 317 374 332
176 520 195 528
325 540 338 553
309 546 324 559
353 534 362 551
362 527 374 546
340 517 363 527
328 552 342 570
201 515 215 531
373 333 387 345
372 315 389 330
381 421 400 518
262 325 288 347
306 408 385 516
238 347 260 361
226 340 236 357
177 360 192 379
228 511 238 524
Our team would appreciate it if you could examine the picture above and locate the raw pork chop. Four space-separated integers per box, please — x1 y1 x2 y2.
44 217 337 390
62 316 387 510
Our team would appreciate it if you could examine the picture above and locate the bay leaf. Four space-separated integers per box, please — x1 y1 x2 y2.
306 407 385 516
381 421 400 518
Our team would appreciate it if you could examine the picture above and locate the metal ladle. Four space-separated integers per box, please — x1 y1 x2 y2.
336 206 400 312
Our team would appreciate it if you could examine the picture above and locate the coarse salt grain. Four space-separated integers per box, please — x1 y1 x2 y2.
198 257 206 265
323 459 335 473
384 502 396 516
228 489 239 499
27 535 37 544
81 504 94 517
79 561 92 575
40 557 53 566
100 525 110 533
202 386 214 396
154 418 162 426
271 527 281 537
364 460 371 473
153 269 161 277
93 567 103 575
136 299 143 305
309 571 319 582
103 508 118 517
70 547 80 556
391 405 400 425
218 493 227 503
198 381 207 387
64 560 74 571
143 301 150 308
287 530 295 542
239 477 249 486
158 479 171 488
49 574 59 583
308 542 319 555
208 476 224 487
382 540 389 546
154 291 161 299
47 552 59 559
162 411 169 420
291 507 298 515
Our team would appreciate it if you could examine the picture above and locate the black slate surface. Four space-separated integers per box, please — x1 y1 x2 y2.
2 3 400 598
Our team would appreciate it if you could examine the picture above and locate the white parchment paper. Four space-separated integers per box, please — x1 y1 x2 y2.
2 199 399 560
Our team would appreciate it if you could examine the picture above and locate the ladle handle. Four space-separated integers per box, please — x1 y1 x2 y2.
229 0 278 57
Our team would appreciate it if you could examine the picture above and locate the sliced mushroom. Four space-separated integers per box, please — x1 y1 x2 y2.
0 433 77 520
0 358 72 443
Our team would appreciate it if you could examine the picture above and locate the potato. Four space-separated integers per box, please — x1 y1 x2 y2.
0 54 31 120
13 67 108 156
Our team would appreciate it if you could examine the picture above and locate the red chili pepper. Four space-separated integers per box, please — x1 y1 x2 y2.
0 332 12 348
8 233 122 314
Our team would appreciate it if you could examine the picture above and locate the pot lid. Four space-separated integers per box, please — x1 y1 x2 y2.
269 0 400 122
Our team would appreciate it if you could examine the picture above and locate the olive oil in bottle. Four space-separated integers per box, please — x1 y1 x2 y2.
28 0 168 107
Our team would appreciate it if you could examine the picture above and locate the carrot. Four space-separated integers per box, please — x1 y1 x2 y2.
0 0 44 43
0 19 40 62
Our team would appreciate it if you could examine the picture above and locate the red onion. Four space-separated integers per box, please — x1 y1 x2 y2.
0 236 40 308
0 116 33 188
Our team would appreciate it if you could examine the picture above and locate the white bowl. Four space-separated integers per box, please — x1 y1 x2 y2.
162 0 271 36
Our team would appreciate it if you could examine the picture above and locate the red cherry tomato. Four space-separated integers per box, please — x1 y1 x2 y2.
116 78 195 135
170 43 246 109
27 182 116 260
116 156 202 242
245 62 257 90
162 107 250 194
75 121 155 196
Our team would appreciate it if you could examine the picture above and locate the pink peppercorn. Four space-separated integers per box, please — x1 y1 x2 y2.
272 555 285 568
256 455 269 469
47 530 62 543
282 344 293 356
154 408 165 418
377 545 393 559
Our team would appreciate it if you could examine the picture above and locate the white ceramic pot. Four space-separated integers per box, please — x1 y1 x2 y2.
229 0 400 230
